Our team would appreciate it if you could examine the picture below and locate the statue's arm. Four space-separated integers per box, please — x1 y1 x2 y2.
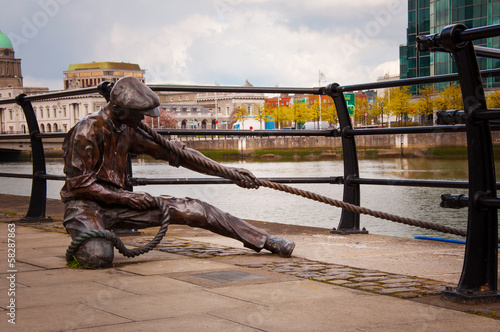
175 147 260 189
131 130 259 189
63 124 156 209
69 183 156 209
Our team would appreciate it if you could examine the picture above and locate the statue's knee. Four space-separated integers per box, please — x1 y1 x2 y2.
74 238 114 268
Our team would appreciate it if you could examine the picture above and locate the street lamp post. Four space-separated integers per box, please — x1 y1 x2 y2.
380 102 384 128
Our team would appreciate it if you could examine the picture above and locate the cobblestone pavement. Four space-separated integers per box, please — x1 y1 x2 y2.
127 235 448 300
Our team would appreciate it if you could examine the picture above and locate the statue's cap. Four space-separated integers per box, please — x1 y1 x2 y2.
110 76 160 117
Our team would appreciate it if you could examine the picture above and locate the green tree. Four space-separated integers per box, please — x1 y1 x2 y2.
487 89 500 108
434 84 463 110
413 85 435 125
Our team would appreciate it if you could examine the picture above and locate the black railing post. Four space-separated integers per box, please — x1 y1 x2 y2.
15 94 52 222
325 84 367 234
419 24 500 303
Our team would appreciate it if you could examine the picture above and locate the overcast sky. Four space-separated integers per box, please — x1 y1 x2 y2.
0 0 407 90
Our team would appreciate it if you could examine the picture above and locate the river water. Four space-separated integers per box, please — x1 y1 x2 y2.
0 158 495 240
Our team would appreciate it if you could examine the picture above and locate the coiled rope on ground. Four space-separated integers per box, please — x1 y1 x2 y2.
138 122 469 238
65 197 171 263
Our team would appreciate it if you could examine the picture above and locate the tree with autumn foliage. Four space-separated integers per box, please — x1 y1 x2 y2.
316 99 337 127
387 86 412 126
434 83 463 110
270 103 293 129
370 96 386 127
354 98 369 126
255 103 273 129
487 89 500 108
232 106 250 127
413 85 435 125
291 101 313 128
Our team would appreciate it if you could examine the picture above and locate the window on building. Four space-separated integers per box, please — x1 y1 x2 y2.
74 104 80 120
226 106 230 115
63 106 67 117
47 107 50 118
53 107 57 118
9 110 13 120
186 95 189 101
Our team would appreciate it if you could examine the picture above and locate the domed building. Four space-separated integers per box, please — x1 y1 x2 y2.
0 30 22 88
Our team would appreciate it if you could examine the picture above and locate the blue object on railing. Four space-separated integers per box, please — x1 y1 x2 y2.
414 236 500 248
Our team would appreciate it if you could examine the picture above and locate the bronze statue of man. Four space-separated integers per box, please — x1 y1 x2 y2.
61 76 295 268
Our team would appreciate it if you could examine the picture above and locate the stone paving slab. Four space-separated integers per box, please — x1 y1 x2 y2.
15 280 133 309
92 274 203 295
209 282 500 331
4 267 133 288
75 314 260 332
0 302 133 332
116 258 236 276
83 289 262 322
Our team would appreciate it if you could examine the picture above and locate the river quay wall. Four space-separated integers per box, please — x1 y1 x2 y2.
6 130 500 161
182 131 500 159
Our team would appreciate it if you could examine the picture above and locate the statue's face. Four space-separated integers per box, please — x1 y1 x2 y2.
112 105 145 128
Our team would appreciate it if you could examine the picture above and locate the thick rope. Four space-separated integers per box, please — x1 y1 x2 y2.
66 197 171 263
139 122 469 238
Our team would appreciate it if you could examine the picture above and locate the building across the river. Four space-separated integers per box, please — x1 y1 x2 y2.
63 61 145 89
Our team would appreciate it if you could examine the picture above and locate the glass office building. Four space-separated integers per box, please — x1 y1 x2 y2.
400 0 500 93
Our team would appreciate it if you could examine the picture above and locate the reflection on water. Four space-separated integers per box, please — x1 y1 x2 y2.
0 158 497 240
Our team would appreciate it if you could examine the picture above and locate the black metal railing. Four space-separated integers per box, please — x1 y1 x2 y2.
1 23 500 303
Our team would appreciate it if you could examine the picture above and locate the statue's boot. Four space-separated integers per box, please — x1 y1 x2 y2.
264 236 295 258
